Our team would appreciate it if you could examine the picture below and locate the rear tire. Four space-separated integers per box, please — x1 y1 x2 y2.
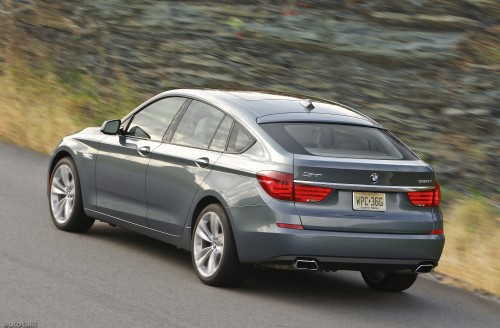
361 271 418 292
49 157 94 232
191 204 247 287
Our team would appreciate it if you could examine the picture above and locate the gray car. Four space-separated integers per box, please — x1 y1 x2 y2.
48 89 444 291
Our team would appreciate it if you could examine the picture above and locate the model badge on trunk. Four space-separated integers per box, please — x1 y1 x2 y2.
303 172 322 178
370 173 379 183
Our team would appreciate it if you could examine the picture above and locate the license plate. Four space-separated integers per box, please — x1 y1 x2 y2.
353 192 386 211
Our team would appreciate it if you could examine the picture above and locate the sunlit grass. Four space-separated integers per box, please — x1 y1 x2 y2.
0 61 140 153
0 71 79 153
437 196 500 297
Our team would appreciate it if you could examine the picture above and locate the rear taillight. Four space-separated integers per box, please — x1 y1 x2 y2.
408 182 440 207
256 171 293 201
257 171 333 203
294 183 333 202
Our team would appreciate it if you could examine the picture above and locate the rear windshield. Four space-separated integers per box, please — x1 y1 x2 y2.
260 123 418 160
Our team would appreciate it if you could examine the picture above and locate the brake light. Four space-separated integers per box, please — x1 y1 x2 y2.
256 171 293 201
430 229 444 235
294 183 333 202
408 182 440 207
257 171 333 203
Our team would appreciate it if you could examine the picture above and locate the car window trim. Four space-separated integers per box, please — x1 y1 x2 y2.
208 114 230 151
225 122 257 154
119 116 132 133
120 114 153 141
162 98 192 142
167 99 226 149
162 97 257 154
121 96 188 142
226 139 256 154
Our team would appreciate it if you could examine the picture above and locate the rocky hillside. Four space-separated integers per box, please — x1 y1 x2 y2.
1 0 498 196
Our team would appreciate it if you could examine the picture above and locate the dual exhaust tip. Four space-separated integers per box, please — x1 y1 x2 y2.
294 259 434 273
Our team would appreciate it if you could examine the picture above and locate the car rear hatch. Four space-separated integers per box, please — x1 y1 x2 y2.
260 121 439 234
294 155 437 233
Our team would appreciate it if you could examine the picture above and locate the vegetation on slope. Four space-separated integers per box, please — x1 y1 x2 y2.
0 0 498 298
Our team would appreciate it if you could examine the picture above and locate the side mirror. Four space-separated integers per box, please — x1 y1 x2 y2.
100 119 121 135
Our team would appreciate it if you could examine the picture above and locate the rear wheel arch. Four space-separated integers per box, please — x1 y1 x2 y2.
191 202 247 286
189 196 241 255
190 195 228 234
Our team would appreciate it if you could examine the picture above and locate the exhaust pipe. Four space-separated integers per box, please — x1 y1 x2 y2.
294 259 319 271
415 264 434 273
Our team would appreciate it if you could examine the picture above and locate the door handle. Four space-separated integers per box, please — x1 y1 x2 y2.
194 157 210 168
138 146 151 157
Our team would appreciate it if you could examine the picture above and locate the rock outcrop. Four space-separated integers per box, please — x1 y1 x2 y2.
1 0 498 195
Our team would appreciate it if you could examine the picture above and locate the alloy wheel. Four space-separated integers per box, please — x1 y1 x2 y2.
50 164 76 224
193 211 225 277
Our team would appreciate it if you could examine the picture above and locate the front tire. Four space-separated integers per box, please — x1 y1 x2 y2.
49 157 94 232
191 204 247 287
361 271 418 292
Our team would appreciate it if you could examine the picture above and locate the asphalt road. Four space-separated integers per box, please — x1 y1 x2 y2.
0 141 499 328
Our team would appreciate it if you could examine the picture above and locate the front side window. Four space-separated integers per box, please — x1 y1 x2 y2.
260 123 417 160
171 100 225 149
126 97 186 140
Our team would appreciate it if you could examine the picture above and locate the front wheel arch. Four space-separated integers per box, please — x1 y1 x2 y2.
47 150 74 196
49 156 94 232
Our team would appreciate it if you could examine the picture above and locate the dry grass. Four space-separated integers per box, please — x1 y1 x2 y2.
0 70 80 153
0 62 139 153
437 197 500 297
0 0 140 153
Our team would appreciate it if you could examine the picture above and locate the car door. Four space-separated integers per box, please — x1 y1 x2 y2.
146 100 230 235
95 97 187 226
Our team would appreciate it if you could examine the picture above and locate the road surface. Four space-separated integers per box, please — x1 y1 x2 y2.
0 141 498 328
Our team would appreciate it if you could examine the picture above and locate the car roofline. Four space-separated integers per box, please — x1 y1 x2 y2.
120 89 380 128
217 89 378 123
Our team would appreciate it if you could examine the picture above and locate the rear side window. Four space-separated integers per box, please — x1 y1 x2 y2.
209 116 233 151
260 123 417 160
171 100 225 149
227 123 255 153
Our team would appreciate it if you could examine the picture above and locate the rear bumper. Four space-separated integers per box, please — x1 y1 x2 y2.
264 256 438 273
228 205 445 270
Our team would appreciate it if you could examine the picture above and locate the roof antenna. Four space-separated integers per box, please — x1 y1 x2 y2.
300 99 315 112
